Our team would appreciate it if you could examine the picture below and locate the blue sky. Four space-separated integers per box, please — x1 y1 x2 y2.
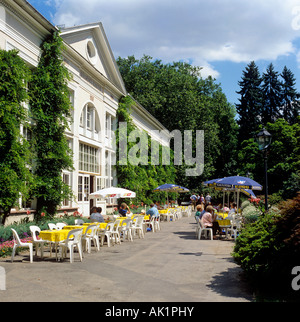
28 0 300 108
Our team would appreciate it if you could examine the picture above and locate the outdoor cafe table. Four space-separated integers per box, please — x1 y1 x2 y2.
39 228 82 260
215 212 228 219
216 219 231 239
158 209 174 221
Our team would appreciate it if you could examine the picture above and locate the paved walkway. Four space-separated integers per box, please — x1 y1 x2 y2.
0 215 253 302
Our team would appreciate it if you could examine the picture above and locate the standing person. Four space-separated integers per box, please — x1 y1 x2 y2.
200 194 205 204
190 193 198 211
205 193 212 206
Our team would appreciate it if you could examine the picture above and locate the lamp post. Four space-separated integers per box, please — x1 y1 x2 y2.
255 128 272 211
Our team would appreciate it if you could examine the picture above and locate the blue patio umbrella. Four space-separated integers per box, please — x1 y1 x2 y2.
215 176 262 213
153 184 189 204
215 176 262 191
203 176 261 213
241 189 257 198
202 178 223 187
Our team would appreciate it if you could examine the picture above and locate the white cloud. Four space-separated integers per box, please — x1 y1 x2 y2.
50 0 300 78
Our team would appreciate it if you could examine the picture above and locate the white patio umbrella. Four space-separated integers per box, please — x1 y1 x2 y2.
89 187 136 199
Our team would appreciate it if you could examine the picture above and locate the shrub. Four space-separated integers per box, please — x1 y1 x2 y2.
232 193 300 299
241 200 250 209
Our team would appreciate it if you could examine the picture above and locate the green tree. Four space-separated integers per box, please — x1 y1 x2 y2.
238 118 300 197
236 61 263 143
29 31 74 218
266 118 300 195
0 50 33 224
116 96 176 205
117 55 237 191
281 66 300 125
261 63 282 125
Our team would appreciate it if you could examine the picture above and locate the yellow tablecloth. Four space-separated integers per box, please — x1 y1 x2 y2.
98 223 108 230
215 212 228 219
131 214 150 220
217 219 231 226
63 225 90 233
158 209 168 214
39 230 71 243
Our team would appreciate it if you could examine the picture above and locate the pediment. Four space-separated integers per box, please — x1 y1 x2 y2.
60 23 126 94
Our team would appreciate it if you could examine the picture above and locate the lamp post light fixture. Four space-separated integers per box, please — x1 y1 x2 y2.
255 128 272 211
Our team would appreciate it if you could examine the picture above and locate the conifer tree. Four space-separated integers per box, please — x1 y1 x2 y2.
281 66 300 125
261 63 282 124
236 61 263 143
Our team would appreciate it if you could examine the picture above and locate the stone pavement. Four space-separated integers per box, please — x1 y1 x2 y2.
0 214 253 302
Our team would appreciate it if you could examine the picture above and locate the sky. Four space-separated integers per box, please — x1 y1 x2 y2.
27 0 300 108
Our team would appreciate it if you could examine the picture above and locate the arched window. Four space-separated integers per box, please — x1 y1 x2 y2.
80 103 100 133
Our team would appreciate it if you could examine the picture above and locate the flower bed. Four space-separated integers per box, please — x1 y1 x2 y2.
0 211 86 258
0 237 33 257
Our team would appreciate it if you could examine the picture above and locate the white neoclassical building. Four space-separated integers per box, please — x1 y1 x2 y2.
0 0 171 219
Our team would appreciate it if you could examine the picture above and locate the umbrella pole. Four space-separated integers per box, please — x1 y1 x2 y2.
237 190 240 214
221 191 225 217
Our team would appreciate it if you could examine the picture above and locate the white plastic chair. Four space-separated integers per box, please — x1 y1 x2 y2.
48 223 57 230
229 214 243 240
154 214 161 231
11 228 33 263
58 228 83 263
167 209 175 222
99 222 114 247
112 220 122 245
174 208 182 220
131 216 144 239
81 224 100 253
145 216 156 233
195 221 213 240
120 219 133 242
56 223 66 230
29 225 50 258
75 219 84 225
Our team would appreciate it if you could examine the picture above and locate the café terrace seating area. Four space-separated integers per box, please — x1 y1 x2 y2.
10 206 196 264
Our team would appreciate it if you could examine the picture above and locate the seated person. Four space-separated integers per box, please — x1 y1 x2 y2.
222 203 230 212
228 202 237 215
201 205 221 238
118 203 130 217
90 207 105 223
146 203 160 218
195 204 204 222
154 201 163 210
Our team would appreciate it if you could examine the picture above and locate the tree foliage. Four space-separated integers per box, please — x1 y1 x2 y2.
0 50 33 224
233 193 300 299
29 31 74 218
116 96 176 204
237 117 300 197
236 61 263 143
237 62 300 144
117 55 238 191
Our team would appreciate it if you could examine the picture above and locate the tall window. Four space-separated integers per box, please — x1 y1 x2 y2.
79 143 100 174
80 103 100 132
105 113 116 139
